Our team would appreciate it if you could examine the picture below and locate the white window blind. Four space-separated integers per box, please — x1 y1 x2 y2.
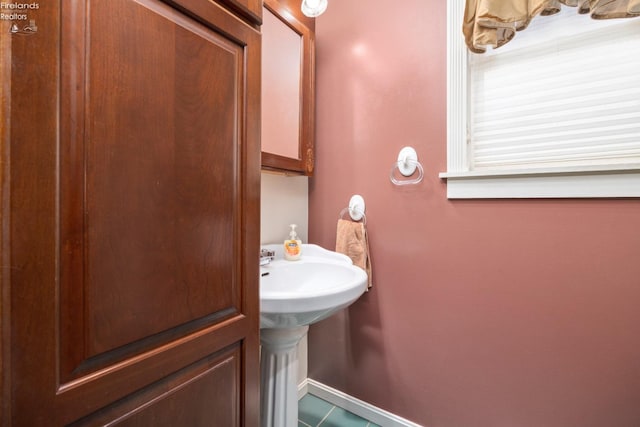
442 2 640 198
469 8 640 171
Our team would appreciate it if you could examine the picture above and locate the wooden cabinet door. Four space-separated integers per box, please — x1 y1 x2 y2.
1 0 260 425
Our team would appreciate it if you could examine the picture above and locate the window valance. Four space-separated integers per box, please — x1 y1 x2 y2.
464 0 640 53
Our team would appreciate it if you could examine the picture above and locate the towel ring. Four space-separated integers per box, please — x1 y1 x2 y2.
390 146 424 186
339 194 366 224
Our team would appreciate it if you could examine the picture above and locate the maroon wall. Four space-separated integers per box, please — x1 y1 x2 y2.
308 1 640 426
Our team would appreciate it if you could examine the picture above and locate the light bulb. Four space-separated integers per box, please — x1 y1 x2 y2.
301 0 328 17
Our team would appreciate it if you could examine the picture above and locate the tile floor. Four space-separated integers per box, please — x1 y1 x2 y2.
298 394 382 427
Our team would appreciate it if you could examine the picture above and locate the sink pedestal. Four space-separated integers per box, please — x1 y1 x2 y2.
260 325 308 427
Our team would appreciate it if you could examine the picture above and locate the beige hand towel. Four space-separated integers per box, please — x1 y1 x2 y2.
336 219 372 290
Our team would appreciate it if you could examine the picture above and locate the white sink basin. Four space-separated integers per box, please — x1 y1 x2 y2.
259 244 368 329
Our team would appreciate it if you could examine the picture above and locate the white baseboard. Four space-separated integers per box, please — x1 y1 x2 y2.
298 378 309 400
298 378 424 427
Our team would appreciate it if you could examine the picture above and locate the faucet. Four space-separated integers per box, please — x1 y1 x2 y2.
260 249 275 266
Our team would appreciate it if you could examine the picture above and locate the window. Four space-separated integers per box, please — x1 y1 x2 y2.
441 2 640 198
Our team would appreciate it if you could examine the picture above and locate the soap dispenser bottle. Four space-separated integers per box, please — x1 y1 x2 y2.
284 224 302 261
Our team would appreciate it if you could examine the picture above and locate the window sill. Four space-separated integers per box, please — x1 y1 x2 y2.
439 165 640 199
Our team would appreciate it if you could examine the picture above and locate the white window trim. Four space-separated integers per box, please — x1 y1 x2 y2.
440 1 640 199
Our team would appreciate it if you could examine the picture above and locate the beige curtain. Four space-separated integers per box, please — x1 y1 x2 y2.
464 0 640 53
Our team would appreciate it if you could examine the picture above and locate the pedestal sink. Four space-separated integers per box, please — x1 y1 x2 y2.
259 244 368 427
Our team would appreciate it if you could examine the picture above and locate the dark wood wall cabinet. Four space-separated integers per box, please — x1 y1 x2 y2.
1 0 260 425
261 0 316 176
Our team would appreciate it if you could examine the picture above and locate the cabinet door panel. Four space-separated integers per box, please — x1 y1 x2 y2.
81 0 240 359
69 346 241 427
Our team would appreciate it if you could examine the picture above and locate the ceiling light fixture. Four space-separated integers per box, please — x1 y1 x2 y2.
301 0 328 17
